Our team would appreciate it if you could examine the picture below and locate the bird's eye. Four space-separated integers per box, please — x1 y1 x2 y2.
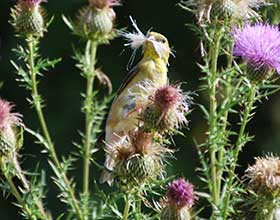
159 39 166 43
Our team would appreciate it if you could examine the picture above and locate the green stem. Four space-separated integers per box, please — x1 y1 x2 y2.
216 109 228 200
208 30 222 207
27 35 84 220
260 200 277 220
12 154 51 220
137 199 142 215
1 162 35 220
123 195 131 220
216 42 234 196
13 153 30 190
267 204 276 220
83 40 98 196
267 211 275 220
222 84 257 219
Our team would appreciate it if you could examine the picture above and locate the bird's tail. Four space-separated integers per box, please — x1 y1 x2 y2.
99 132 125 185
99 157 114 185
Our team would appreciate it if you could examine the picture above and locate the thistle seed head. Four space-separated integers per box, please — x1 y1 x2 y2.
245 155 280 195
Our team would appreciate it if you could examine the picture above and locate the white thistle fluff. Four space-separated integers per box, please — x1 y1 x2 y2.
152 40 174 59
222 0 267 19
121 16 174 60
122 16 147 50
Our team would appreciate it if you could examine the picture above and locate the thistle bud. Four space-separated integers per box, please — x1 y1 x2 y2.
246 64 273 84
75 0 120 42
0 99 22 159
120 154 156 181
115 131 156 184
140 85 190 134
11 0 44 36
0 128 16 158
107 130 172 186
161 178 195 220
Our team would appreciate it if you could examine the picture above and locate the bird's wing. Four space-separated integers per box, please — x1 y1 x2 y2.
104 64 140 142
115 64 140 98
100 65 140 185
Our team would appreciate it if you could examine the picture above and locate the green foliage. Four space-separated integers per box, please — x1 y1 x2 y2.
2 1 280 220
182 1 280 219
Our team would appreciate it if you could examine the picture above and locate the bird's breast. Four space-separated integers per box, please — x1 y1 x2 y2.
105 58 168 141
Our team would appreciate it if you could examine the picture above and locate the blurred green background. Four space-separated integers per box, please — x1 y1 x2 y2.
1 0 280 219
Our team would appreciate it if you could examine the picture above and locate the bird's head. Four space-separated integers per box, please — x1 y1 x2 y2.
143 32 170 64
122 17 173 66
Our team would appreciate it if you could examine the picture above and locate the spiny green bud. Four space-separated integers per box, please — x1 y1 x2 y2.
247 64 273 84
11 0 44 36
121 154 156 181
142 105 177 133
79 7 114 37
142 105 161 132
116 154 156 183
0 129 16 158
75 0 120 42
15 9 44 35
105 130 171 186
0 99 22 160
139 85 190 134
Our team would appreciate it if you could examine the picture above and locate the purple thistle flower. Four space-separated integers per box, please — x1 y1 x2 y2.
89 0 121 9
166 178 195 208
0 99 23 157
19 0 45 8
232 23 280 74
0 99 22 130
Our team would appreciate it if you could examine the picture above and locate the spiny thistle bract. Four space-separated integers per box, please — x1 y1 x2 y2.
161 178 195 220
134 82 190 134
11 0 45 36
0 99 22 159
234 156 280 220
74 0 120 42
105 130 172 186
232 23 280 83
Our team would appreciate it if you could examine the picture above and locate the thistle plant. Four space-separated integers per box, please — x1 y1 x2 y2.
2 0 280 219
181 0 280 219
161 178 195 220
234 155 280 220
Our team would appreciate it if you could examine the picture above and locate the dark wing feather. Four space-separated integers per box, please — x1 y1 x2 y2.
115 64 140 97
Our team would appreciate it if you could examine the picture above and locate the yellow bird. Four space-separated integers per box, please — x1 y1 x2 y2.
100 19 172 184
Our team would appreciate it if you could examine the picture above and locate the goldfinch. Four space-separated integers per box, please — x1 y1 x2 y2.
100 18 172 184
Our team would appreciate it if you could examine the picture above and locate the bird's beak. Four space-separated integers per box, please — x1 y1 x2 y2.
147 35 156 42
